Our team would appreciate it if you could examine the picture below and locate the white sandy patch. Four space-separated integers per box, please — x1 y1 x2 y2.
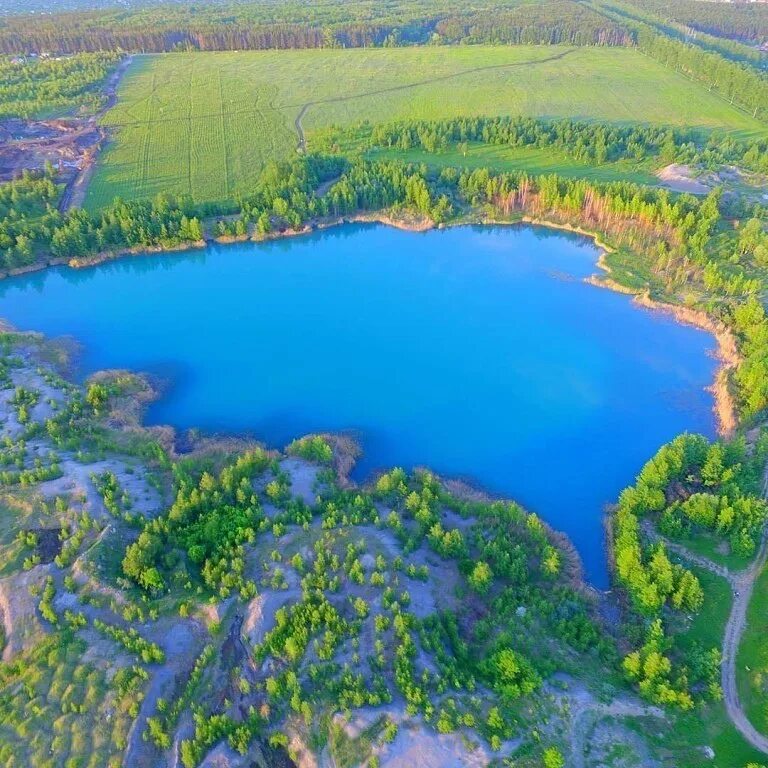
354 525 459 618
279 457 319 506
124 618 205 765
36 457 161 519
0 369 67 439
342 707 497 768
242 584 301 649
655 164 710 194
0 566 51 660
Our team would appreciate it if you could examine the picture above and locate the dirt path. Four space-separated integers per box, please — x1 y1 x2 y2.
286 48 579 154
721 468 768 755
642 472 768 755
640 519 735 585
294 103 309 153
58 55 134 212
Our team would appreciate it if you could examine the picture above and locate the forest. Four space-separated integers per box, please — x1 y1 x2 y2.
0 51 120 118
330 114 768 174
626 0 768 43
0 0 636 53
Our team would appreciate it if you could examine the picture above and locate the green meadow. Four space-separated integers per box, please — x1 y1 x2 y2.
738 562 768 739
366 143 660 185
86 46 767 209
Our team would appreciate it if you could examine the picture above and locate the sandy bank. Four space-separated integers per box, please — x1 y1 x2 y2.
585 251 740 438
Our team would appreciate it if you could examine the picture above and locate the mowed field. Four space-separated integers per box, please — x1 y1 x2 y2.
85 46 768 209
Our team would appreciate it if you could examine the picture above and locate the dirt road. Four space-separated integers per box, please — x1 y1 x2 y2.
721 470 768 754
290 48 578 153
643 473 768 755
58 55 134 212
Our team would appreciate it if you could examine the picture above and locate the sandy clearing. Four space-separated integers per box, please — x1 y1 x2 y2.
655 164 711 195
544 675 664 768
350 524 459 618
0 368 68 439
124 618 207 768
36 456 161 520
279 457 320 507
344 706 498 768
242 584 301 649
0 566 51 660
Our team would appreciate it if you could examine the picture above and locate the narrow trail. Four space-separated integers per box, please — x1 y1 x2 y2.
720 467 768 755
58 55 134 212
294 103 308 153
290 47 578 152
642 469 768 755
641 519 734 584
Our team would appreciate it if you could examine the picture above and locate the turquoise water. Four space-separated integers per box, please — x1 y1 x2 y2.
0 224 717 585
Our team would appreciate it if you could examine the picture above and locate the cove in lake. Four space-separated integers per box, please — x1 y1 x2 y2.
0 223 717 586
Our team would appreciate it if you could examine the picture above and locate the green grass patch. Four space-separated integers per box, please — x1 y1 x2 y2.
367 143 660 184
660 566 766 767
674 531 753 573
671 566 732 653
87 46 767 210
737 561 768 737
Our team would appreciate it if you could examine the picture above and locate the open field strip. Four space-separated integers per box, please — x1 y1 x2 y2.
737 561 768 739
86 46 767 209
366 143 661 185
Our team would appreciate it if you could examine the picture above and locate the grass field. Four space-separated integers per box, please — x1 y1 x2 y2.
737 561 768 738
366 143 660 185
86 46 768 209
663 566 766 767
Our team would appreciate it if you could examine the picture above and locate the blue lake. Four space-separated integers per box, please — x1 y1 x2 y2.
0 223 718 586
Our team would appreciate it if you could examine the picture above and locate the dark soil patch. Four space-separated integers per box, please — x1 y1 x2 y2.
28 527 62 563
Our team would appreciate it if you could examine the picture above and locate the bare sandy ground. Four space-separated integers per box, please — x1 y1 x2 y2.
279 457 319 506
655 164 711 194
37 456 162 520
0 565 50 661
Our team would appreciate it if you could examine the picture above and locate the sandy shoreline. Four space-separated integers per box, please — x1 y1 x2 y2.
0 209 741 437
583 250 740 438
476 214 740 437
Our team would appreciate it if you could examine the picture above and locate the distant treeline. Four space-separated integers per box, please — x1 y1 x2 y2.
587 0 767 70
0 0 634 54
636 27 768 121
626 0 768 44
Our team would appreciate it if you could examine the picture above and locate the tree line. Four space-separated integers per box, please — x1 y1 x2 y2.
0 0 635 54
588 0 768 120
626 0 768 44
612 431 768 708
588 0 767 71
326 114 768 176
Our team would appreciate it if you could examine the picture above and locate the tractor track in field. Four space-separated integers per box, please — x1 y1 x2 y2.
290 47 579 152
103 48 580 141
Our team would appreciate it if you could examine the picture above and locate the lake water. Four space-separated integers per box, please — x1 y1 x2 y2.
0 223 717 586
